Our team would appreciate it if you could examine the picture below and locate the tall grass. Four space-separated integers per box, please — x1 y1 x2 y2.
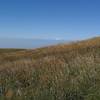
0 37 100 100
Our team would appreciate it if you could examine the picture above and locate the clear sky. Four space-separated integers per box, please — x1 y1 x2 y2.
0 0 100 40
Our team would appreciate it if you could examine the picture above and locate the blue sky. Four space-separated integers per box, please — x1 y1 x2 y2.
0 0 100 40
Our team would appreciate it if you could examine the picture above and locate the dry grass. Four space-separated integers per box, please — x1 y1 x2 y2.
0 37 100 100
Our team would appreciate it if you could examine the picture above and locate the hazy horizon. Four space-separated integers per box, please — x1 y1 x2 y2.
0 38 69 49
0 35 100 48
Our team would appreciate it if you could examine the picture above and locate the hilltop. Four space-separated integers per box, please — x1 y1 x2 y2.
0 37 100 100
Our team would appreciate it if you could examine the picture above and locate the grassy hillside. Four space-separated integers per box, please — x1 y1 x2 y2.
0 37 100 100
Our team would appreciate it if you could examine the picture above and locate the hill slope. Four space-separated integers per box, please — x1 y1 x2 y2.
0 37 100 100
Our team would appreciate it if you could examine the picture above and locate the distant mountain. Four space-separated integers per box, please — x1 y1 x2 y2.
0 38 68 48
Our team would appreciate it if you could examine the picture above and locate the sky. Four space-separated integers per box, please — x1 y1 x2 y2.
0 0 100 40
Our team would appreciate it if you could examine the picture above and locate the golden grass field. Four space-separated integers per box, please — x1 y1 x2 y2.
0 37 100 100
